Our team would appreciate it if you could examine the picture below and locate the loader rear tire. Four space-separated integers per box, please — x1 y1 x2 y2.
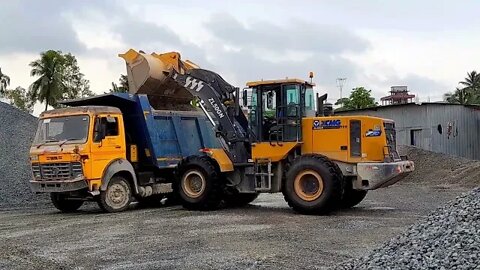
50 193 84 213
176 156 223 210
97 176 132 213
224 192 259 208
340 178 368 208
283 155 343 215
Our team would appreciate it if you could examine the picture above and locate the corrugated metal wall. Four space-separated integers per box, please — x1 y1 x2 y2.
337 104 480 160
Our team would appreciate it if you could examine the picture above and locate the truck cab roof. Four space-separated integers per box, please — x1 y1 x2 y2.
40 106 121 118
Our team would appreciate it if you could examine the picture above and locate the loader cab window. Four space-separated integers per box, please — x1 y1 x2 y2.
250 83 304 142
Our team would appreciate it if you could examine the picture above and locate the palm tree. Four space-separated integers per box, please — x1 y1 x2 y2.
0 67 11 96
444 87 471 104
459 71 480 93
29 50 66 111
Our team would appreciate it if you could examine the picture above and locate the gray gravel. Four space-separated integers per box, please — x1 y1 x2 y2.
337 187 480 270
0 102 47 207
399 145 480 188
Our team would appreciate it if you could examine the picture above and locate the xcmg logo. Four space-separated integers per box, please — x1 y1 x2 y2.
313 119 343 129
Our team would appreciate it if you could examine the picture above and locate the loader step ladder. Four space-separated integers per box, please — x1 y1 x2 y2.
254 159 273 191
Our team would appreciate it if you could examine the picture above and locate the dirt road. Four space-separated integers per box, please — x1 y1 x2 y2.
0 183 466 270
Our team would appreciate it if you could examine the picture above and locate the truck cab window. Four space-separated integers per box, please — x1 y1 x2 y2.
104 117 119 136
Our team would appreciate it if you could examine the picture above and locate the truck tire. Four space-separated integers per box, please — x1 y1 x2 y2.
97 175 132 213
223 192 259 208
176 156 223 210
50 193 84 213
283 155 343 215
340 178 368 208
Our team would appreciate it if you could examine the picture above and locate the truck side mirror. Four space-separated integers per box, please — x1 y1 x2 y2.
242 89 248 107
93 117 106 142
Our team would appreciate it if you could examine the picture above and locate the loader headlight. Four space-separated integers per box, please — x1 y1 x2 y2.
30 155 39 161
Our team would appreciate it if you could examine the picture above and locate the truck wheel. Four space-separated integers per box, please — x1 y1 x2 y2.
340 178 368 208
176 156 223 210
50 193 84 213
97 176 132 213
223 191 259 208
283 155 343 215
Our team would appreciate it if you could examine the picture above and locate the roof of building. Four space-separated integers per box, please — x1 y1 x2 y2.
337 102 480 113
246 78 315 87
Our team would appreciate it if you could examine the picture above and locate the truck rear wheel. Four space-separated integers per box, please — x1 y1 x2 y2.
283 155 343 215
50 193 84 213
97 176 132 213
340 178 368 208
176 156 223 210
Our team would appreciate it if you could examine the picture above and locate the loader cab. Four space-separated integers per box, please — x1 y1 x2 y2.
245 79 315 142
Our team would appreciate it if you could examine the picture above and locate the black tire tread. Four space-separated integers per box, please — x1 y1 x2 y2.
97 176 132 213
282 154 343 215
50 193 84 213
176 155 223 210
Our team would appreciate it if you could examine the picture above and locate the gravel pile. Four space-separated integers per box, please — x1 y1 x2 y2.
338 187 480 269
399 145 480 187
0 102 47 207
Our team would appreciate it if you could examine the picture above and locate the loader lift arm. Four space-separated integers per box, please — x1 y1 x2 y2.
119 49 250 163
169 68 250 163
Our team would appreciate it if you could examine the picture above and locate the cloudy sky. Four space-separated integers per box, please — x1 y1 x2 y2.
1 0 479 113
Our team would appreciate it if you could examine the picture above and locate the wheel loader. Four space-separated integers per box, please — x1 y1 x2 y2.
118 49 414 214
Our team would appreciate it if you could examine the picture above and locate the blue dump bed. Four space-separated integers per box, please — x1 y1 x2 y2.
63 93 219 169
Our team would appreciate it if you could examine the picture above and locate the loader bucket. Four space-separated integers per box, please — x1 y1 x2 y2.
119 49 196 110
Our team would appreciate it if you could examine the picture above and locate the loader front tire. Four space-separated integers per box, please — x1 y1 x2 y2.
283 155 343 215
50 193 84 213
177 156 223 210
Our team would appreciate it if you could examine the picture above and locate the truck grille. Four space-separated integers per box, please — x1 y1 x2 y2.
31 162 83 181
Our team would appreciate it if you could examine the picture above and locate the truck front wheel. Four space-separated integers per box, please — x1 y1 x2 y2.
176 156 223 210
97 176 132 213
50 193 84 213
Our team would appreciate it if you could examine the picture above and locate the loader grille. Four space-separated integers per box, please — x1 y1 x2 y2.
384 122 400 160
31 162 83 181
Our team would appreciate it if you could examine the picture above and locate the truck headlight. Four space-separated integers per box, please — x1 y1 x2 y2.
30 155 39 161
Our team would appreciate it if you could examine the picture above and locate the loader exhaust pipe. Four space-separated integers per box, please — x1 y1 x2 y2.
316 93 328 116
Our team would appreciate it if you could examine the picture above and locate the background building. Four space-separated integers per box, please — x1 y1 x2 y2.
336 103 480 160
380 86 416 105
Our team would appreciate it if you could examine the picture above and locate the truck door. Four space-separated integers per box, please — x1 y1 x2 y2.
90 115 127 180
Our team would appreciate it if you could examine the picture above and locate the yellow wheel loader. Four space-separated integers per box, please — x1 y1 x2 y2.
119 49 414 214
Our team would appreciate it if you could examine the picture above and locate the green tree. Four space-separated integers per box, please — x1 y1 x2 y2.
444 71 480 105
459 70 480 93
444 87 474 105
336 87 377 110
29 50 92 111
29 50 66 111
5 86 34 113
62 53 94 99
0 67 10 96
108 74 129 93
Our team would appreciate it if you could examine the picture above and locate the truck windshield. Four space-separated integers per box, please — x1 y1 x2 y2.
33 115 90 145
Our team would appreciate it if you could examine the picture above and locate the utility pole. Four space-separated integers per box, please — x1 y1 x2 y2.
336 77 347 102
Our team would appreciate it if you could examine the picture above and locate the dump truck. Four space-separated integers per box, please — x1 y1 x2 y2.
29 49 414 214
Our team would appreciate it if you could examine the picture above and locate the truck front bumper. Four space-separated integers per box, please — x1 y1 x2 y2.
30 176 88 193
354 160 415 190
